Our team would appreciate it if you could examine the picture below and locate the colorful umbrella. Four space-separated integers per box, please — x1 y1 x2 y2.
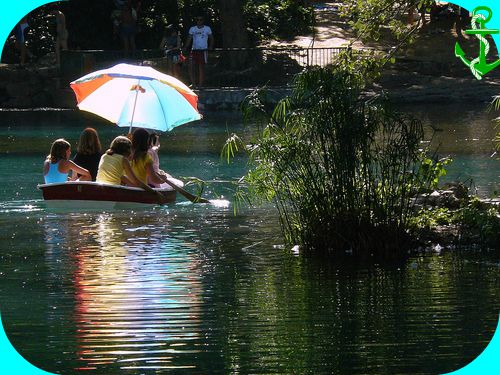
70 63 201 133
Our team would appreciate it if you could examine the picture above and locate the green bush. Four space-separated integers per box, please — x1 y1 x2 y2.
409 207 453 230
225 57 442 256
244 0 314 40
454 198 500 247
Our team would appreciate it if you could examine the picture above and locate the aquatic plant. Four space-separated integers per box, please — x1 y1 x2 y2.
455 198 500 248
410 198 500 249
224 62 442 256
416 156 452 191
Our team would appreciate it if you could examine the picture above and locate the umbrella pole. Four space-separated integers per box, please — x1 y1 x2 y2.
129 82 140 134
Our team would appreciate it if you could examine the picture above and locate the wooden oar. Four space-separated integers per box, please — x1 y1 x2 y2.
162 178 210 204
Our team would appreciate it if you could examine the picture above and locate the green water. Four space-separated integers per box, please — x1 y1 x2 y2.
0 108 499 374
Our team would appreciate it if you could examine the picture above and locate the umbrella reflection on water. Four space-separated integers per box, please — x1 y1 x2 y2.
44 212 204 372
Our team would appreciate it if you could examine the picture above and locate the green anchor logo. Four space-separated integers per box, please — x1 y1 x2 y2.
455 6 500 80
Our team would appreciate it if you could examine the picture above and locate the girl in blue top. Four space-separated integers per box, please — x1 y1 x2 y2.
43 139 91 184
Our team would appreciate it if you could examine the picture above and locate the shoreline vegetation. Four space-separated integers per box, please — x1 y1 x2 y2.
411 184 500 252
223 58 499 257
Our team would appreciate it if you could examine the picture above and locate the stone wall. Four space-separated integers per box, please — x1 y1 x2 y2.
0 65 61 108
198 87 291 111
0 64 291 110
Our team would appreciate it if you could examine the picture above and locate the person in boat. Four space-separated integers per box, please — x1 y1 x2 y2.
131 128 172 187
73 127 102 181
44 139 91 184
96 135 166 204
147 132 174 188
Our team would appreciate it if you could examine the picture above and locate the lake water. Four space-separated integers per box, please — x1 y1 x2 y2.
0 106 499 374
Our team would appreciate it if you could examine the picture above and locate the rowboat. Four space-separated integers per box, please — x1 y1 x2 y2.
38 181 177 209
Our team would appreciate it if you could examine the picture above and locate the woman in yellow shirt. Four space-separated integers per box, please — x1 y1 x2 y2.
96 136 166 204
130 128 169 186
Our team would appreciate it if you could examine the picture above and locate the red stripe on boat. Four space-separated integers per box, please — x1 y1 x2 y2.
40 183 176 204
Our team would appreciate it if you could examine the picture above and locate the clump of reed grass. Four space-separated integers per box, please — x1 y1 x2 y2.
225 64 439 256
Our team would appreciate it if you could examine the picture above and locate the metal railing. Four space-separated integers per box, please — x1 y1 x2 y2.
211 46 347 67
61 47 349 87
204 46 348 87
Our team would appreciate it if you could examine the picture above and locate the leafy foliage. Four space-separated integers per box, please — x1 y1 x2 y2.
455 198 500 247
244 0 313 40
417 156 452 190
411 198 500 248
224 54 445 256
2 0 312 63
409 207 453 230
341 0 436 42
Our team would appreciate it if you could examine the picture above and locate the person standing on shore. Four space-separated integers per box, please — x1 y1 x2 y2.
185 15 214 88
117 0 142 56
120 2 137 55
160 25 183 78
51 9 68 66
14 16 29 65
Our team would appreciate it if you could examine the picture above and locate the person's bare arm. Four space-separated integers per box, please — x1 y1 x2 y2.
63 160 91 180
122 158 166 204
146 162 166 185
43 160 50 178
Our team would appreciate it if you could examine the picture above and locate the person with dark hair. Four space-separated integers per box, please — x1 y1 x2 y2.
43 139 91 184
130 128 171 186
111 0 126 39
73 128 102 181
159 25 183 77
96 135 166 204
185 15 214 87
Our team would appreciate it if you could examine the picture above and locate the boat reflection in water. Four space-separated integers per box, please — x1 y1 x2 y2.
47 212 203 372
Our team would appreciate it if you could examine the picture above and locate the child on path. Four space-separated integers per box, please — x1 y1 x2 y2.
119 1 141 55
51 9 68 66
14 16 30 64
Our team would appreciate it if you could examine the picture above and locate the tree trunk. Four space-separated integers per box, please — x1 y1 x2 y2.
215 0 250 69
